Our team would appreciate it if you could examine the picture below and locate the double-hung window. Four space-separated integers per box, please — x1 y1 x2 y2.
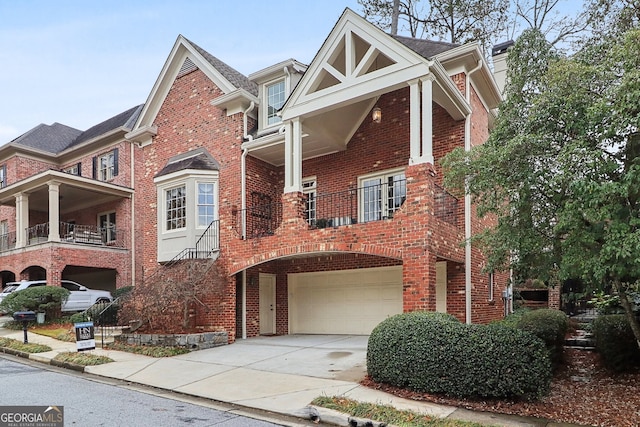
266 79 285 126
359 169 406 223
0 165 6 188
197 182 215 227
302 177 317 226
93 148 118 181
166 185 186 230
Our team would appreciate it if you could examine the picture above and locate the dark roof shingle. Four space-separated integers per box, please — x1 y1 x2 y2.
392 35 458 59
186 37 258 97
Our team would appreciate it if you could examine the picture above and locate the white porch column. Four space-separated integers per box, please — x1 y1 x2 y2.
408 79 421 164
48 182 61 242
284 118 302 193
420 75 435 165
15 193 29 248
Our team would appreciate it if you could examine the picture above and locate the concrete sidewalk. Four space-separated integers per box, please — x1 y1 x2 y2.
0 325 590 427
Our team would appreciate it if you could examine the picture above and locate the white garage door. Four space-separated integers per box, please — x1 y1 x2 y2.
288 266 403 335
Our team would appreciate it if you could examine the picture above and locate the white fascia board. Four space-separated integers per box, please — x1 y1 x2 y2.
211 88 259 117
282 63 430 120
248 59 308 83
133 35 237 130
430 61 471 118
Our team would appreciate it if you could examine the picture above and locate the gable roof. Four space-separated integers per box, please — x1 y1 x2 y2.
133 35 257 130
69 104 143 148
187 38 257 97
281 8 470 122
10 123 82 154
6 105 143 156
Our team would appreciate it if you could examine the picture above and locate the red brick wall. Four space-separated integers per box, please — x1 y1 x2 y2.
131 66 505 339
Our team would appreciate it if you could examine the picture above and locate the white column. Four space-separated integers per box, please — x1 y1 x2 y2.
48 182 61 242
284 118 302 193
15 193 29 248
408 79 421 164
420 75 435 165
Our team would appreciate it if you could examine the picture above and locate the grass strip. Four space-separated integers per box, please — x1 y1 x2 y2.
0 337 52 353
105 342 190 357
53 351 113 366
312 396 491 427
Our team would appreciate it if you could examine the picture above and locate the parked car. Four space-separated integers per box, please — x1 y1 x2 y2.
0 280 113 312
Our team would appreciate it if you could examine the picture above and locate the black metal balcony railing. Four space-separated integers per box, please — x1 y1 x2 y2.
309 179 407 228
0 231 16 252
434 183 459 226
235 202 283 239
24 222 125 248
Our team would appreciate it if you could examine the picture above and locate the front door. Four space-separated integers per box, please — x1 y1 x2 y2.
259 273 276 335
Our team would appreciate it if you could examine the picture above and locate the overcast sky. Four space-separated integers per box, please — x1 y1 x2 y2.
0 0 363 143
0 0 582 144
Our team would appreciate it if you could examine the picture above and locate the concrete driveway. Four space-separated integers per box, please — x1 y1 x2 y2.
176 334 369 382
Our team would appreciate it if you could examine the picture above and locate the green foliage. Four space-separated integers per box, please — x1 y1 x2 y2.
0 287 69 317
0 337 52 353
496 308 530 328
592 315 640 372
516 309 568 364
114 286 133 299
442 27 640 345
367 312 551 399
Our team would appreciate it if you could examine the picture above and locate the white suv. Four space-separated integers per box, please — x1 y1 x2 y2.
0 280 113 312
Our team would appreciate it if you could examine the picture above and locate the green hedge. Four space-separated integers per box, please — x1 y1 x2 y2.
515 309 567 365
367 311 551 399
592 314 640 372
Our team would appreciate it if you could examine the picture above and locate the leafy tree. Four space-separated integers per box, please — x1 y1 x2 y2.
357 0 510 54
357 0 591 54
443 28 640 347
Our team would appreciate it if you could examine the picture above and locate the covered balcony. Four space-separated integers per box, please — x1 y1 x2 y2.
0 169 133 251
234 178 459 239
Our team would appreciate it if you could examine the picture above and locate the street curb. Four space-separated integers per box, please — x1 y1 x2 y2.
0 346 31 359
49 358 86 373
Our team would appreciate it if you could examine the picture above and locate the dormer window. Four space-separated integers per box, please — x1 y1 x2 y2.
266 79 285 126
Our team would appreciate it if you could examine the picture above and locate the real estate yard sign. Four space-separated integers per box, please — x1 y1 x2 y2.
74 321 95 351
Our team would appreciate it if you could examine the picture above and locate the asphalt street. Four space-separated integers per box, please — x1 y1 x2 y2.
0 356 311 427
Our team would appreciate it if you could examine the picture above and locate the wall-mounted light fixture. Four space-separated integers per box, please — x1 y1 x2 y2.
372 107 382 123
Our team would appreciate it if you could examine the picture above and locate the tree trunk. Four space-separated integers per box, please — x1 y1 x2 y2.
613 279 640 350
391 0 400 35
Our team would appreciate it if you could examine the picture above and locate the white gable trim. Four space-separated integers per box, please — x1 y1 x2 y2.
133 35 238 130
282 9 437 121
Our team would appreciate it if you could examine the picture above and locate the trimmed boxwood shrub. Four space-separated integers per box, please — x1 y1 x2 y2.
515 309 567 365
592 314 640 372
367 311 551 399
0 286 70 319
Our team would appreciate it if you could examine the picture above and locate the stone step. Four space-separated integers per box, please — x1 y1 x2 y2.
565 329 596 350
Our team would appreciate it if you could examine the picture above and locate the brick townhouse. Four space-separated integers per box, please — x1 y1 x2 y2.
0 9 509 341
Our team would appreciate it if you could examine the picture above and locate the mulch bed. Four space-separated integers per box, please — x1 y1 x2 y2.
361 348 640 427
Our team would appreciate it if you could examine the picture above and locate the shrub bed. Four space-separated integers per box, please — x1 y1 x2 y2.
367 311 551 399
515 308 567 365
592 314 640 372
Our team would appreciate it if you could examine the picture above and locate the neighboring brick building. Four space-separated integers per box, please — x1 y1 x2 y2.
0 9 508 341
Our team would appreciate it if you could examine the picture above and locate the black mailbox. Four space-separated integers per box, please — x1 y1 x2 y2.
13 311 37 322
13 311 36 343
